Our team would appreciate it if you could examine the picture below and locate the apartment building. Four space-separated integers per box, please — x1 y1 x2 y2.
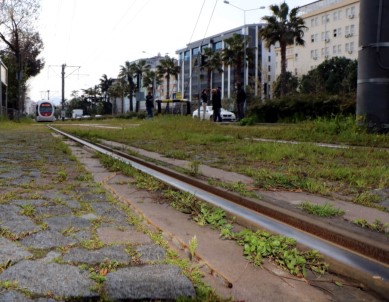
275 0 359 78
176 24 276 102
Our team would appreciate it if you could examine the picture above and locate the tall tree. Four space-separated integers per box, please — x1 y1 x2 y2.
143 69 161 97
99 74 114 102
0 0 44 113
222 34 245 85
201 47 223 91
119 61 136 112
156 56 180 99
259 3 306 97
300 57 358 95
108 78 126 114
131 60 150 111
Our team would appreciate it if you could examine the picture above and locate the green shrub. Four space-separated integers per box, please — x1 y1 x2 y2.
248 94 356 123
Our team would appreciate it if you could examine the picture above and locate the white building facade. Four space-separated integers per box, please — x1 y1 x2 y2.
275 0 359 78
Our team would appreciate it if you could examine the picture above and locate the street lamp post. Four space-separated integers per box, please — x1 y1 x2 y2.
223 1 265 89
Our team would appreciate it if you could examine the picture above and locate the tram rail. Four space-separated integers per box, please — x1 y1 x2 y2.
49 125 389 298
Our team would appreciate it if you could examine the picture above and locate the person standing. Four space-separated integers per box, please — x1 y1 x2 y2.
145 91 154 118
236 82 246 121
201 88 208 120
212 88 222 122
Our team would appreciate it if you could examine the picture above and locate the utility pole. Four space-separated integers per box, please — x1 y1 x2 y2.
61 64 66 121
357 0 389 132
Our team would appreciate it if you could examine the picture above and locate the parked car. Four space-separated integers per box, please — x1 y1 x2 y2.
192 106 236 122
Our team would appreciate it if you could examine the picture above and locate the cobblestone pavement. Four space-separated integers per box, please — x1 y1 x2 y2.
0 128 195 301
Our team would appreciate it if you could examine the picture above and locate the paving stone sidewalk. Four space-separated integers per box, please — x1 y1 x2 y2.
0 130 195 301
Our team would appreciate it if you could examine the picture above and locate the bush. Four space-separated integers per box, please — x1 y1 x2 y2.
248 94 356 123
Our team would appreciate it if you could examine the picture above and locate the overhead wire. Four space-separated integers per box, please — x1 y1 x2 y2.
85 0 154 72
184 0 220 95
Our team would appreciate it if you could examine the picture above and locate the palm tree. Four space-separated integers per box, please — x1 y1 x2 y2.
108 78 126 114
202 47 223 92
156 56 180 99
118 61 136 112
131 60 150 111
143 69 161 97
259 3 306 97
222 34 248 85
99 74 114 103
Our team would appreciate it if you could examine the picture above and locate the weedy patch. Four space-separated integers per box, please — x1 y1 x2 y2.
80 237 105 250
55 170 68 182
299 201 345 217
188 160 200 176
135 173 165 191
0 280 19 290
19 203 36 217
353 218 389 234
353 191 382 208
0 228 18 241
163 189 198 214
235 229 328 277
208 179 260 199
188 235 198 261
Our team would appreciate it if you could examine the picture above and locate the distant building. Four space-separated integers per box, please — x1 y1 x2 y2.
274 0 359 78
176 24 276 102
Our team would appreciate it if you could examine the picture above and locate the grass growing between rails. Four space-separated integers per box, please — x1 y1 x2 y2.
299 201 345 217
55 116 389 209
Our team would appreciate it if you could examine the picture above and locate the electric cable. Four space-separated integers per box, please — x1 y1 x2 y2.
183 0 219 97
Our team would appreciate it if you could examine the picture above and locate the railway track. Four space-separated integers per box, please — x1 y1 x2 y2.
49 126 389 298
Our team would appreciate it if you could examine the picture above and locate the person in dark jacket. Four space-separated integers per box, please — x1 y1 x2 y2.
201 88 208 120
145 91 154 118
212 88 222 122
236 82 246 121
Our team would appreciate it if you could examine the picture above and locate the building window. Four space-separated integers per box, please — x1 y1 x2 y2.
268 75 271 82
214 41 222 51
184 51 190 61
346 6 355 18
192 47 199 57
350 42 355 52
321 14 330 24
311 49 318 60
311 34 315 43
333 45 337 54
268 65 271 72
350 24 355 35
268 55 271 62
333 29 337 37
338 44 342 54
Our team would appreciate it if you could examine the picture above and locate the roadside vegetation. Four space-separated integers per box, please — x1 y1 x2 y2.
98 153 329 278
54 115 389 211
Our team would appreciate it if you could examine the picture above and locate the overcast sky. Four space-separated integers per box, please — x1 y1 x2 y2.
28 0 313 103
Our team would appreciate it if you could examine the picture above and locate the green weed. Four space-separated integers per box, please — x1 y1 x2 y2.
299 201 345 217
19 204 36 217
188 235 198 261
353 218 388 234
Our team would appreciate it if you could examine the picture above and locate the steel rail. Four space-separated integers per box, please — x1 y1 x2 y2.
49 126 389 285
